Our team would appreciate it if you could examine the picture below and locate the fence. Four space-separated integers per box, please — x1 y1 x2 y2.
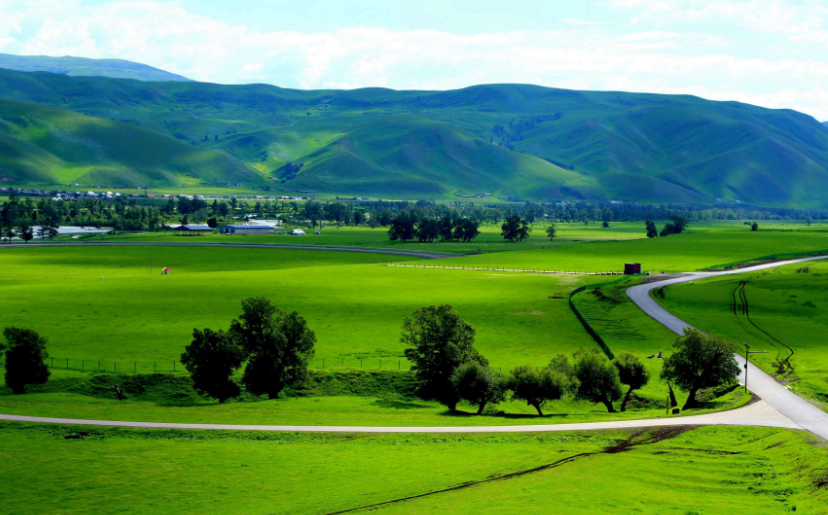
567 275 633 361
25 356 416 375
388 263 623 275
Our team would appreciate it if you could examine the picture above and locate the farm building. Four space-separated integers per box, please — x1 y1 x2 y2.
624 263 642 275
173 224 214 235
291 229 306 236
219 225 273 235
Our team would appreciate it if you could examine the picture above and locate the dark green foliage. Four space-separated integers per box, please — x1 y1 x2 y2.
501 215 531 242
660 329 740 409
452 218 480 242
451 362 505 414
402 304 487 410
388 213 416 242
508 365 575 416
751 222 759 231
573 349 622 413
670 215 689 234
612 352 651 412
3 327 50 394
416 217 439 242
545 224 556 241
660 223 674 237
645 220 658 238
181 328 245 403
229 297 316 399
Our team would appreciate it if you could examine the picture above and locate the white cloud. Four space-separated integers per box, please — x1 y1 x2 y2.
0 0 827 119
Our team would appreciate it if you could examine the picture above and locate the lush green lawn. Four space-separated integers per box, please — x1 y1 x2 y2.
444 222 828 272
1 422 825 514
656 260 828 406
85 221 651 255
0 245 610 368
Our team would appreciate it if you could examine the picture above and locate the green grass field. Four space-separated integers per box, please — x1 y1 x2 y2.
1 422 825 514
656 260 828 407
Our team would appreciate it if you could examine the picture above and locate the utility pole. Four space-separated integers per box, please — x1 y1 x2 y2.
743 342 768 393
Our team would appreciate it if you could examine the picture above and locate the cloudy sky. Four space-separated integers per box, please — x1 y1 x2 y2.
1 0 827 120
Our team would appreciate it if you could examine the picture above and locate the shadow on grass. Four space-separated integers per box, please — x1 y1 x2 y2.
371 399 432 410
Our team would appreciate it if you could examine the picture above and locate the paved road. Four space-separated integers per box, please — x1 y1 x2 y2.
0 400 796 433
0 241 458 259
627 255 828 441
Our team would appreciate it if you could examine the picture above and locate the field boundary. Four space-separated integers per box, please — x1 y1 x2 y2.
568 276 632 360
0 241 460 259
387 263 624 275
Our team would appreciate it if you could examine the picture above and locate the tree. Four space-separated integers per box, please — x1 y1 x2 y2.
181 328 245 403
545 224 556 241
660 329 740 409
659 223 674 237
453 219 480 242
402 304 487 410
751 222 759 231
573 349 622 412
670 215 689 234
451 362 505 414
3 327 50 394
229 297 316 399
612 353 650 411
438 216 454 242
645 220 658 238
602 220 610 228
508 365 575 416
501 215 531 242
416 218 439 242
19 221 33 243
388 213 416 242
206 217 218 229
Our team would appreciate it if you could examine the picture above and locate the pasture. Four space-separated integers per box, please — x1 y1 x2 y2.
656 260 828 406
1 422 825 515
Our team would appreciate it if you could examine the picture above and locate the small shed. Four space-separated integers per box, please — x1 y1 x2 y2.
220 225 273 235
291 229 306 236
624 263 642 275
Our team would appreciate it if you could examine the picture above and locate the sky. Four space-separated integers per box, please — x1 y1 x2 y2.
1 0 827 120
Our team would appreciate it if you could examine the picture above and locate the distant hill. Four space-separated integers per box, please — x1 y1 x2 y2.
0 54 190 82
0 66 827 207
0 98 262 189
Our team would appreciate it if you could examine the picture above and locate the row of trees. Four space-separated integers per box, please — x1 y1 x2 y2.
403 305 740 414
388 214 481 243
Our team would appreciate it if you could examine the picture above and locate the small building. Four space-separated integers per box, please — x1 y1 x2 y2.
291 229 306 236
173 224 214 235
219 225 273 235
624 263 642 275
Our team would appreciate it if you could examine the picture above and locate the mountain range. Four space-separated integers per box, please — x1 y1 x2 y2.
0 54 191 82
0 59 827 208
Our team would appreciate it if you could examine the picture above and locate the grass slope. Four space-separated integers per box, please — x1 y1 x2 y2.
0 98 266 188
1 423 825 514
656 260 828 406
0 53 190 82
1 68 827 205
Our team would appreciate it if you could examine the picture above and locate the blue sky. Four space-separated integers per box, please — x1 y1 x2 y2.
1 0 827 119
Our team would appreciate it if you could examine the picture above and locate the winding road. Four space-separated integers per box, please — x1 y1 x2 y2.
0 246 826 438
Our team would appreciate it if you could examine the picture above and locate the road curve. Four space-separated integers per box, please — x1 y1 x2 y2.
0 400 796 433
627 255 828 441
0 241 458 259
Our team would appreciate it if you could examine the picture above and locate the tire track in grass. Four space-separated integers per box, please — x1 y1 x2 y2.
730 279 794 368
325 426 697 515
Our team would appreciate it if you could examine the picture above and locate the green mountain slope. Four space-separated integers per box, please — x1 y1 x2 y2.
1 67 827 206
0 99 263 188
0 54 190 82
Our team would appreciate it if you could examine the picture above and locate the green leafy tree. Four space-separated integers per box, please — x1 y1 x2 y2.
659 223 674 237
453 219 480 242
438 216 454 241
501 215 531 242
181 328 245 403
3 327 50 394
645 220 658 238
388 213 416 242
545 224 556 241
612 353 650 411
751 222 759 231
19 221 34 243
508 365 576 416
451 362 505 414
402 304 487 410
573 349 622 412
206 217 218 229
670 215 689 234
416 218 439 242
660 329 740 409
229 297 316 399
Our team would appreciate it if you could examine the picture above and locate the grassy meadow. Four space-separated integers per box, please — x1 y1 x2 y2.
1 422 825 515
656 259 828 407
